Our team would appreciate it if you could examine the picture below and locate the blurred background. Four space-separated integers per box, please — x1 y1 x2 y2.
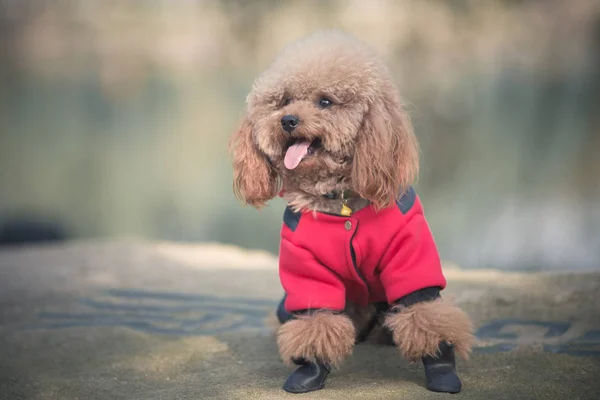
0 0 598 271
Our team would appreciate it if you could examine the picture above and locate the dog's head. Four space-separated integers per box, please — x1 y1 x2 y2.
230 31 419 210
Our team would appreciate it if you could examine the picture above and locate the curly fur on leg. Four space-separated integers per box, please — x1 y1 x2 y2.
383 298 474 361
277 311 356 367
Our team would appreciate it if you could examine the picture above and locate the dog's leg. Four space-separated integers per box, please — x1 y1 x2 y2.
345 301 396 345
284 300 376 344
364 302 396 346
383 287 474 393
344 301 378 344
277 310 355 394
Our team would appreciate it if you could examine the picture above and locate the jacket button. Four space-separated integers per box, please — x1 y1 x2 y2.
344 221 352 230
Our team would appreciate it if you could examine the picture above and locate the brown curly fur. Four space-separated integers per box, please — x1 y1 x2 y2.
229 115 280 208
383 298 474 361
277 311 356 367
229 30 418 212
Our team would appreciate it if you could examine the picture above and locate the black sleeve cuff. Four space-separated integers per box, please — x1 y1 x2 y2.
392 286 441 308
292 308 341 316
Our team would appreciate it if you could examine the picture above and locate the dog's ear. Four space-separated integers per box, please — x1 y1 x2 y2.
229 114 279 208
351 85 419 210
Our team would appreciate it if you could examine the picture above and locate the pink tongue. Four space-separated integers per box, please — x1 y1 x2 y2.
284 140 311 170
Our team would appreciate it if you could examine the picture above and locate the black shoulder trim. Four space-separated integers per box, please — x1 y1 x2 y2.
396 186 416 214
283 207 301 232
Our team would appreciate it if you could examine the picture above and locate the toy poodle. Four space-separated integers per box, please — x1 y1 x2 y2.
229 31 474 394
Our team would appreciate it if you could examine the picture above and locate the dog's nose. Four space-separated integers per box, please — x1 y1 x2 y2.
281 115 300 133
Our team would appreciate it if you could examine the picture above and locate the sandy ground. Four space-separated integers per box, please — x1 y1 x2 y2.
0 240 599 400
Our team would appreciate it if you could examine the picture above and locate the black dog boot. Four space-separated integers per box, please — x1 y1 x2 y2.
276 294 294 324
282 358 330 394
422 342 462 393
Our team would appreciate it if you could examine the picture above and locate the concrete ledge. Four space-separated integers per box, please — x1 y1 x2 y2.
1 241 598 399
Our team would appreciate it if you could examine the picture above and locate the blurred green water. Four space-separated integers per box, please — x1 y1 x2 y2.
0 0 598 269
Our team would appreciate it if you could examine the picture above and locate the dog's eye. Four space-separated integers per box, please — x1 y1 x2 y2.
282 98 291 107
318 97 333 108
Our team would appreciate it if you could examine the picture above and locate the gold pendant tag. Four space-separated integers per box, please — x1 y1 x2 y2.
340 192 352 216
340 203 352 216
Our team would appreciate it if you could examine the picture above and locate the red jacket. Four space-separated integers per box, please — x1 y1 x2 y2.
279 187 446 313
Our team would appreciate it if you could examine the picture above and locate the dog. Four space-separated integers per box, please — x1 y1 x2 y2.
229 31 474 394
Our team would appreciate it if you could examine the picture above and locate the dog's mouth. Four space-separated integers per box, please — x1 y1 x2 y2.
283 137 323 170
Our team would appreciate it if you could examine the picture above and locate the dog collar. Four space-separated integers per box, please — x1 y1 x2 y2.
322 190 356 200
323 190 356 216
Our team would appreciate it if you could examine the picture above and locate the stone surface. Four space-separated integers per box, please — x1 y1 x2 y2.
0 241 599 399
